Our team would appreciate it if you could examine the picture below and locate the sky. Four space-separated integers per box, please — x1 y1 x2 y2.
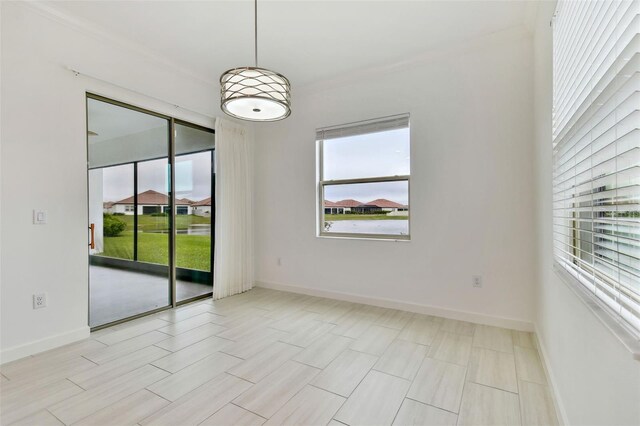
100 127 410 206
322 128 410 205
101 152 212 202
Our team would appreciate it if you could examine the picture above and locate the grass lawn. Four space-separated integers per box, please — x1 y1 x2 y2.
99 214 211 271
112 214 210 232
99 231 211 271
324 214 408 221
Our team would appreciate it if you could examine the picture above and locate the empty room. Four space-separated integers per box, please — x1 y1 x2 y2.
0 0 638 425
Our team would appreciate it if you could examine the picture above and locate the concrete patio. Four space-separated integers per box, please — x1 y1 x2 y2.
90 265 212 327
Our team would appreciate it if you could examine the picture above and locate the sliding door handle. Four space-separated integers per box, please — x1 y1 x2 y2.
89 223 95 249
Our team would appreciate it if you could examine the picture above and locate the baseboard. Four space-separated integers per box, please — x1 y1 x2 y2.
533 323 569 426
0 326 91 365
255 280 534 332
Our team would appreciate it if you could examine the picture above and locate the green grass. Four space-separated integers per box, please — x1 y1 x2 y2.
324 214 408 221
176 235 211 272
112 214 210 232
99 214 405 271
99 230 211 271
99 214 211 271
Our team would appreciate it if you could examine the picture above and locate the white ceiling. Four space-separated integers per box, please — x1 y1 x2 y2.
45 0 532 87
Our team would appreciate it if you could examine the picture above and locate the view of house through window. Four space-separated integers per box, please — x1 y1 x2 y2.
98 154 213 273
318 114 410 239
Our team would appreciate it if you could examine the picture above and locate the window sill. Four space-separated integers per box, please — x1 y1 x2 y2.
553 262 640 361
317 233 411 242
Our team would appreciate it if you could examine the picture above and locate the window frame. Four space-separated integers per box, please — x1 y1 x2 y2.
316 116 411 241
86 93 216 330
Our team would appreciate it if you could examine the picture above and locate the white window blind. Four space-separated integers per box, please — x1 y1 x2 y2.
316 115 410 141
553 0 640 336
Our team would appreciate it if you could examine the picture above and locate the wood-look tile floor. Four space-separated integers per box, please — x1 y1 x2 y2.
0 288 559 426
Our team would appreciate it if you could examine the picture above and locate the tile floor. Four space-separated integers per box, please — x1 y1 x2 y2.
0 288 559 425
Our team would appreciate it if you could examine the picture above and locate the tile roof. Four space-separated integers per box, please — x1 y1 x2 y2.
325 198 406 208
114 189 192 206
362 198 407 208
332 199 363 208
192 197 212 207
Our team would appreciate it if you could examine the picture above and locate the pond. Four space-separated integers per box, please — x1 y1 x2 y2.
148 224 211 235
325 220 408 235
181 224 211 236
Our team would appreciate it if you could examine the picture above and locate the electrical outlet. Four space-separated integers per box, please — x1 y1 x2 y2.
33 293 47 309
472 275 483 288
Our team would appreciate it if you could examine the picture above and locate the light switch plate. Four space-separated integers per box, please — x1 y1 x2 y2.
33 210 47 225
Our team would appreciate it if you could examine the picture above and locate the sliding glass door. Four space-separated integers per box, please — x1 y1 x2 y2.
87 95 214 328
175 123 215 301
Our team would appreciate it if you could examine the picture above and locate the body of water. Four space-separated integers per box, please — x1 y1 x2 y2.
326 220 408 235
149 224 211 236
152 222 406 236
183 224 211 235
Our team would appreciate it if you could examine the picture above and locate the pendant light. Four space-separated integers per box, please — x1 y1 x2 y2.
219 0 291 122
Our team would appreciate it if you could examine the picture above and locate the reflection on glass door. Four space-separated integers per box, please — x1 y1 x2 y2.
88 96 171 328
175 123 215 301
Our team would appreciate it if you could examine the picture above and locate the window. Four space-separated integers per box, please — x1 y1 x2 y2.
317 114 410 239
124 205 135 212
552 0 640 335
142 206 161 215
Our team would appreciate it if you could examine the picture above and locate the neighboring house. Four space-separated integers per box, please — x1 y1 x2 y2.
324 200 338 214
354 198 408 214
175 198 194 215
103 201 115 214
192 197 212 217
324 199 363 214
111 189 193 215
324 198 408 215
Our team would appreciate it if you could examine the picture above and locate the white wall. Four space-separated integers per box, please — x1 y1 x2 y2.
2 4 637 422
533 2 640 425
254 28 537 329
0 2 218 362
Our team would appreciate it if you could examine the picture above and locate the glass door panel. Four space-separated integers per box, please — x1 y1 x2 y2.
89 164 134 261
175 123 215 301
136 158 171 267
87 97 171 327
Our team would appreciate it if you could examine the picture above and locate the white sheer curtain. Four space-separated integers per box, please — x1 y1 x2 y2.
213 117 254 300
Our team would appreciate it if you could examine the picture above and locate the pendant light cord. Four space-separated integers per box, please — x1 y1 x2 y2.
254 0 258 67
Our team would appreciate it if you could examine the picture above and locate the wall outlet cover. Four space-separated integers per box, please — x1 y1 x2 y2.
472 275 483 288
33 293 47 309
